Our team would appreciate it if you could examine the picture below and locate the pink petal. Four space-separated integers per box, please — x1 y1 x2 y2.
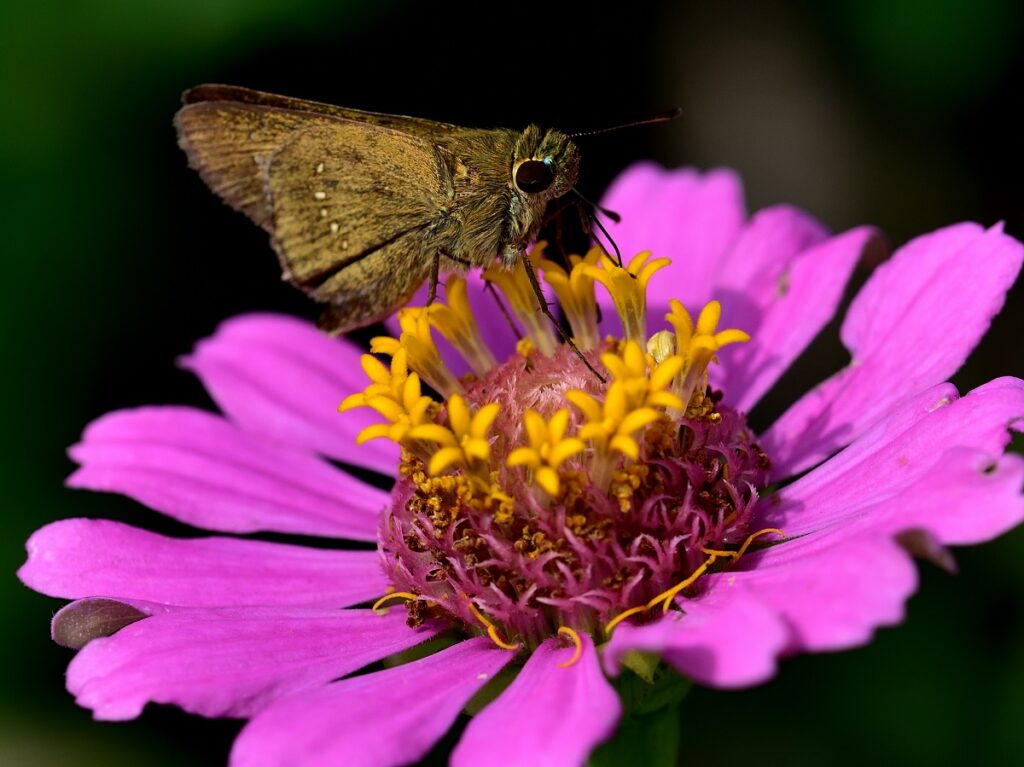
716 224 878 412
451 632 621 767
230 638 512 767
883 447 1024 545
767 378 1024 536
67 606 438 720
19 518 386 608
67 406 387 539
180 314 399 474
765 223 1023 478
726 533 918 652
604 585 787 689
599 163 746 312
696 377 1024 661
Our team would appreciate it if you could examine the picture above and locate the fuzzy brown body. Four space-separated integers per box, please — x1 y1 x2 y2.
174 85 580 332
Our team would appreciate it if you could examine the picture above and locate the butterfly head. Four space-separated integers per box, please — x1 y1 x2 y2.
512 126 579 202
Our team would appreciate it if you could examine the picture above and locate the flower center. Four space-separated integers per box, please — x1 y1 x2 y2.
342 244 780 652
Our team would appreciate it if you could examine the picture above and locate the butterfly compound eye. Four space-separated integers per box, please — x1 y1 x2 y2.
515 159 556 194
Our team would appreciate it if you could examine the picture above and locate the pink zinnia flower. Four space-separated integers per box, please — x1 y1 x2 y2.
19 163 1023 767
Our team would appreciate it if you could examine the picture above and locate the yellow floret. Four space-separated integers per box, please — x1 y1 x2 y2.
338 349 437 447
539 246 602 351
483 242 557 356
582 251 671 345
371 307 462 397
507 409 585 497
665 299 750 412
426 274 497 376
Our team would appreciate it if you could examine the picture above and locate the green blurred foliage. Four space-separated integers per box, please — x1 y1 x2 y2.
1 1 1021 765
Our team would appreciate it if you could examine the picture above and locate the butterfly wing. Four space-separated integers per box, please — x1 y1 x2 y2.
183 84 462 141
175 88 457 331
264 122 449 330
175 99 338 230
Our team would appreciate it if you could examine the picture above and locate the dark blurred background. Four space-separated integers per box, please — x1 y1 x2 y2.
2 0 1022 764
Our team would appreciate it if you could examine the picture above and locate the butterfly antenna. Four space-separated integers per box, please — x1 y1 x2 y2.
572 187 623 268
571 186 621 223
568 107 682 139
484 281 523 341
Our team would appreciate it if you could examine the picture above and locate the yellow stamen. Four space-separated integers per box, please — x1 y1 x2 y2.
483 242 557 356
466 599 520 651
556 626 584 668
604 528 789 634
604 605 648 636
539 246 602 351
426 274 497 376
371 591 420 614
647 554 719 614
735 528 787 558
582 251 670 345
372 307 462 397
699 547 740 561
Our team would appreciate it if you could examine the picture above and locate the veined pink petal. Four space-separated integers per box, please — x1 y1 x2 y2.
724 534 918 652
883 448 1024 545
769 446 1023 560
716 225 878 412
180 313 400 474
711 204 830 327
674 377 1024 665
765 222 1023 478
604 586 787 689
451 632 621 767
67 406 387 539
66 606 438 721
18 518 386 608
766 377 1024 535
230 638 512 767
599 163 746 313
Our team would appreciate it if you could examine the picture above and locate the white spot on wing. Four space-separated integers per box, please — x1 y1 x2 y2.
314 191 327 200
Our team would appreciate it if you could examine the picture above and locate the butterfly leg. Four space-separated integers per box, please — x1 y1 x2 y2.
427 249 441 305
519 251 606 383
484 281 523 341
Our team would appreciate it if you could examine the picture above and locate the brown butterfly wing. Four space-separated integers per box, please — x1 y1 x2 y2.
175 100 342 230
175 87 458 332
183 84 462 140
264 123 450 330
